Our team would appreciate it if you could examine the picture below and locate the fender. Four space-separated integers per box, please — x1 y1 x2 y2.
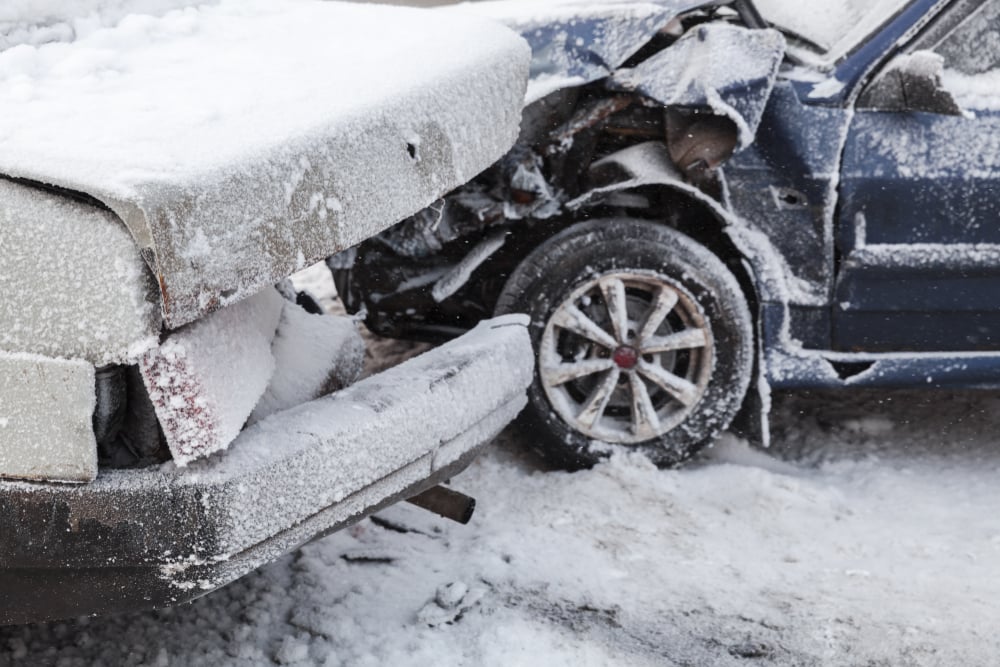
567 140 808 446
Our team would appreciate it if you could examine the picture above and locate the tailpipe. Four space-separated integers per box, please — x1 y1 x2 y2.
406 485 476 524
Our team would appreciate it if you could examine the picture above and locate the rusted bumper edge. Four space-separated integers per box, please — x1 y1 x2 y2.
0 315 533 625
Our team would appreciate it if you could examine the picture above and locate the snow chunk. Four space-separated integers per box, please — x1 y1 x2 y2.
140 287 284 466
250 304 365 425
0 350 97 483
0 0 531 328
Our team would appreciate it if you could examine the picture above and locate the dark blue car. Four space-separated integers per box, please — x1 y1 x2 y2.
336 0 1000 469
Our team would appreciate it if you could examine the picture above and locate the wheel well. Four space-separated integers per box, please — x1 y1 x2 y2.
581 185 761 321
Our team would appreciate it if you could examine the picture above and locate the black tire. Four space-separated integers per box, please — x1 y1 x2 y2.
495 218 753 469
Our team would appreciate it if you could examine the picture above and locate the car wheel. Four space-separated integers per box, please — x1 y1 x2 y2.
496 218 753 469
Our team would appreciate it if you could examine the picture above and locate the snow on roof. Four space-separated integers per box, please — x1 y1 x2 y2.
0 0 530 328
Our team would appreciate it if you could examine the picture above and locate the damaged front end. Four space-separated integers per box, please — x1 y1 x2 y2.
0 0 536 623
338 0 785 341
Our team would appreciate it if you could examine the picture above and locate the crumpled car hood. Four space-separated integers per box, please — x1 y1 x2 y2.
457 0 784 142
459 0 713 102
0 0 529 328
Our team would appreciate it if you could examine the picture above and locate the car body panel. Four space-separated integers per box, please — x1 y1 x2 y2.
0 0 530 329
0 315 533 624
0 352 97 484
0 179 161 366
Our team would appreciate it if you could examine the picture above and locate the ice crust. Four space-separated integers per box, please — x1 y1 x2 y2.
0 178 161 365
0 0 531 328
140 288 284 466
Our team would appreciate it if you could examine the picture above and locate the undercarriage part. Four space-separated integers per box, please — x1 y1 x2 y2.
406 485 476 525
432 229 508 303
665 108 738 179
96 365 170 470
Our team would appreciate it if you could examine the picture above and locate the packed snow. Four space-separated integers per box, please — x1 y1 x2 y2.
0 0 530 327
5 379 1000 665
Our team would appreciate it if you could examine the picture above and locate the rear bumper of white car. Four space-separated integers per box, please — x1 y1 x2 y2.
0 316 532 625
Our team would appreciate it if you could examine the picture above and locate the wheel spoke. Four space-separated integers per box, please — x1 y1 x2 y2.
599 277 629 344
576 368 621 430
637 360 699 407
551 304 617 349
628 372 661 440
637 287 678 342
541 359 616 386
641 328 708 354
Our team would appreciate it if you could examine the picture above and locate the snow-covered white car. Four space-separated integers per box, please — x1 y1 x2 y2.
0 0 533 624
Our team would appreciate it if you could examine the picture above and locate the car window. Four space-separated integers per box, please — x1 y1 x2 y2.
756 0 913 63
934 0 1000 110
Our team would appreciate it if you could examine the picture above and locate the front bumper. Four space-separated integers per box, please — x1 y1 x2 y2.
0 316 532 625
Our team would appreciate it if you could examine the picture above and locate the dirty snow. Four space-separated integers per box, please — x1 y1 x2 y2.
0 0 530 328
6 385 1000 664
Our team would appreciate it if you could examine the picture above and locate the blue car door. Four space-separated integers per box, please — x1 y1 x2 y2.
835 0 1000 352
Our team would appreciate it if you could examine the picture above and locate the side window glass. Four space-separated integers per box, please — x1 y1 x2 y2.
858 0 999 113
934 0 1000 75
934 0 1000 111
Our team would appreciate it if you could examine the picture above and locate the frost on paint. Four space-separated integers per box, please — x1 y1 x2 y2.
0 351 97 483
140 288 284 466
0 178 161 366
0 0 530 328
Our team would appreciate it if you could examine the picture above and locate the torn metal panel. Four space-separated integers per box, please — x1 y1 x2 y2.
432 229 508 303
0 352 97 484
610 23 786 148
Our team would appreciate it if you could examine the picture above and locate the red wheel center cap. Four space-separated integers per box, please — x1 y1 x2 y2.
613 346 639 370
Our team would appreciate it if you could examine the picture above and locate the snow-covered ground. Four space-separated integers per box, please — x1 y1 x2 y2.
3 271 1000 666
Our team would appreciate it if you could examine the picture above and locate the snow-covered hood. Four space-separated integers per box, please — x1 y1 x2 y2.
0 0 530 328
455 0 718 103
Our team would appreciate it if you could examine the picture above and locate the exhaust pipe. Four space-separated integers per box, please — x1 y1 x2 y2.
407 485 476 524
